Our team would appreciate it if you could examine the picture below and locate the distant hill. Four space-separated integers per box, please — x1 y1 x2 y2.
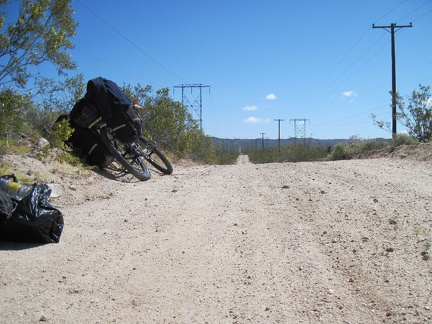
210 137 348 152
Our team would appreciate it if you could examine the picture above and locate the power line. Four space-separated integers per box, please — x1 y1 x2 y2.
296 27 371 109
75 49 163 87
76 0 185 83
295 33 388 115
373 0 409 24
293 0 420 117
412 7 432 23
398 1 432 23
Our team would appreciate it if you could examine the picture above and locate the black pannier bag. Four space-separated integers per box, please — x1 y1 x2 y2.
0 184 64 243
83 77 142 144
107 103 142 144
70 99 101 129
56 113 113 169
68 121 114 168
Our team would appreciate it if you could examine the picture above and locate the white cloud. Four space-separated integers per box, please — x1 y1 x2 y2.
244 117 270 124
342 90 358 98
265 93 277 100
245 117 261 124
243 105 258 111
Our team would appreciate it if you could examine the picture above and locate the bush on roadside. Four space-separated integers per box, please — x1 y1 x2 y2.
49 116 74 149
248 143 329 163
392 133 419 147
327 139 389 161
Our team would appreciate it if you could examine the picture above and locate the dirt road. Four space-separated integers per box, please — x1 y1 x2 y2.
1 149 432 323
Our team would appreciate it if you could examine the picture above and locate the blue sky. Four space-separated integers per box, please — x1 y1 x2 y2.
12 0 432 139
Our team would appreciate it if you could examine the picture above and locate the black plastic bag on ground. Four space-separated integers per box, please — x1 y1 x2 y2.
0 185 64 243
0 190 15 231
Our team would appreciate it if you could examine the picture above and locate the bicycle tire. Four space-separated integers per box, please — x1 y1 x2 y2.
138 136 173 175
100 127 151 181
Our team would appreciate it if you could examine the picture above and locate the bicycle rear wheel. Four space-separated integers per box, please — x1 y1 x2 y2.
100 127 151 181
138 136 173 175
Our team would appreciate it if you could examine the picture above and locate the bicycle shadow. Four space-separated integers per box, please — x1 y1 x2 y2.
92 165 143 183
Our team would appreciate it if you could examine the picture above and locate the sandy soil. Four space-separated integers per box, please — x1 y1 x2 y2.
1 144 432 323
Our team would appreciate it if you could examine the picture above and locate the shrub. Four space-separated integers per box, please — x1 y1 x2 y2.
392 133 418 147
248 143 328 163
327 140 389 161
49 116 74 149
328 143 352 160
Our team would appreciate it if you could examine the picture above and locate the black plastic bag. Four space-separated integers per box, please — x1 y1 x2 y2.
0 190 15 231
0 184 64 243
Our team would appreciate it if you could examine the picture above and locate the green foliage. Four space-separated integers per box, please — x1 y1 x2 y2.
373 84 432 142
397 84 432 142
213 143 238 165
215 151 238 165
392 133 418 147
248 143 329 163
327 139 389 161
0 136 31 155
0 0 78 88
0 75 84 138
0 0 82 139
55 150 81 166
0 88 33 135
25 74 85 134
327 143 352 161
122 84 217 162
49 116 74 149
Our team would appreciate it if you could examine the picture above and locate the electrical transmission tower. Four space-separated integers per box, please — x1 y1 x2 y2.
173 84 210 130
290 119 310 143
372 22 412 138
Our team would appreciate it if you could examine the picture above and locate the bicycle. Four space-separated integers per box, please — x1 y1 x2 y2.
99 126 173 181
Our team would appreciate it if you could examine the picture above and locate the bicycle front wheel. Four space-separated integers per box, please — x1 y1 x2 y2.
138 136 173 175
100 127 151 181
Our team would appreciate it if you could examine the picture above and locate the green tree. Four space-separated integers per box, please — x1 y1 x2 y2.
26 74 85 134
122 84 216 161
0 0 77 88
0 87 33 135
397 84 432 142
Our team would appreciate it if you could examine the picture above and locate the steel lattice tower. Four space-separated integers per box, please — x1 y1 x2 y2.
290 119 310 143
174 84 210 130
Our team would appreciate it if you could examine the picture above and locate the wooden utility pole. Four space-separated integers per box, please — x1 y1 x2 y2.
372 22 412 138
260 133 266 151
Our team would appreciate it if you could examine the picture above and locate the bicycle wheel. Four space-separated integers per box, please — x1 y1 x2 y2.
100 127 151 181
138 136 173 175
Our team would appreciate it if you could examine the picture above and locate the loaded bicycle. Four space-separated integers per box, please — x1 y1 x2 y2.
63 77 173 181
